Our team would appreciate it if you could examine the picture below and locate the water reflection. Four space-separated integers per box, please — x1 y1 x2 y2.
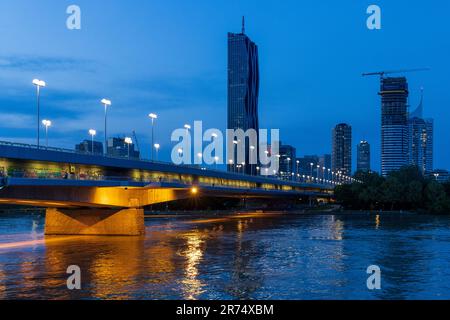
0 212 450 299
179 231 205 300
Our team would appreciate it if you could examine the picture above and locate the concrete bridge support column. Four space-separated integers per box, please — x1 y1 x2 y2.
44 208 145 236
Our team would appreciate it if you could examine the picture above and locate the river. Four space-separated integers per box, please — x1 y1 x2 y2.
0 211 449 300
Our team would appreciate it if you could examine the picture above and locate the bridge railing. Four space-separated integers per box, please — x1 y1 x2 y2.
0 140 342 187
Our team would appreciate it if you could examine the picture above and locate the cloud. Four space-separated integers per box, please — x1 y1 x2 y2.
0 113 34 129
0 55 96 73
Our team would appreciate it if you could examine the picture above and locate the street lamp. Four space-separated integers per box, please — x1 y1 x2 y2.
125 137 133 158
41 119 51 148
154 143 160 161
89 129 97 154
310 163 314 181
250 145 256 174
214 156 219 169
101 98 112 155
322 167 326 184
229 159 234 173
149 113 158 161
316 164 320 181
33 79 46 148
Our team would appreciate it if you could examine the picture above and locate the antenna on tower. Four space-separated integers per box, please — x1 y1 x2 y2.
242 16 245 34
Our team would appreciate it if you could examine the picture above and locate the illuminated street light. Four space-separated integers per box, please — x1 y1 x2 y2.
214 156 220 169
154 143 160 161
124 137 133 158
41 119 51 148
149 113 158 161
101 99 112 155
89 129 97 154
322 167 326 184
33 79 46 148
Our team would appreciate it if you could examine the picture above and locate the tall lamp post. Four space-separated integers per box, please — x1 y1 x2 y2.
33 79 46 149
149 113 158 161
89 129 97 154
310 163 314 182
101 99 112 155
42 119 51 148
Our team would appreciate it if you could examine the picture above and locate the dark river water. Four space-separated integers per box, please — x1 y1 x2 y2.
0 211 450 300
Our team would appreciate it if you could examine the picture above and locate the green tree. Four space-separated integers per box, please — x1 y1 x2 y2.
424 181 450 214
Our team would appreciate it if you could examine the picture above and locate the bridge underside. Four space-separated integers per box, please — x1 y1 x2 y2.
0 185 195 236
0 184 331 236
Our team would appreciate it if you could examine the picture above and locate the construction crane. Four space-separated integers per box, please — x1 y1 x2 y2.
132 130 141 158
362 67 430 78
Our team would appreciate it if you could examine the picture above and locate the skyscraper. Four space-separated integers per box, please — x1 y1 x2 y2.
279 144 296 180
332 123 352 176
357 141 371 172
227 17 260 175
380 77 409 176
408 89 434 174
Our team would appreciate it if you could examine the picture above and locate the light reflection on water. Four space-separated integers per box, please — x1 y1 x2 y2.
1 211 450 300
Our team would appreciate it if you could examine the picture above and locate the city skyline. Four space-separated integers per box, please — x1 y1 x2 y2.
0 1 449 173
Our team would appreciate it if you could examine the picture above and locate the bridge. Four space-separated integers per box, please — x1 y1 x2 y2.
0 141 334 236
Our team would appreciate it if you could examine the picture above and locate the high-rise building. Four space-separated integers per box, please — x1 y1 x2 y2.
332 123 352 176
380 77 409 176
107 137 140 159
227 17 260 175
75 140 103 155
279 144 296 180
408 89 434 174
357 141 371 172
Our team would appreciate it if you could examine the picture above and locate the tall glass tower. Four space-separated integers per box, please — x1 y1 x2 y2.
227 17 260 175
380 77 409 176
357 141 371 172
408 89 434 174
332 123 352 176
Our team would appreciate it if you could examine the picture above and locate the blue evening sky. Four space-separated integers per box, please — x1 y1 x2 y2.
0 0 449 171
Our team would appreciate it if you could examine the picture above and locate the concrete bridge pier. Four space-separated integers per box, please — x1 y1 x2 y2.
44 207 145 236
